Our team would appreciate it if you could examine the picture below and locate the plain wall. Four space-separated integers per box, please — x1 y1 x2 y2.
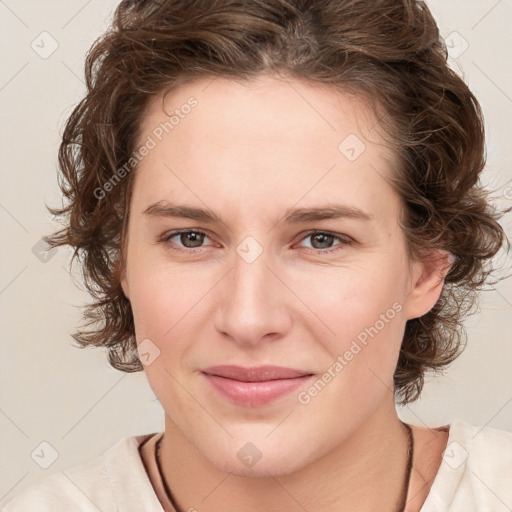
1 0 511 505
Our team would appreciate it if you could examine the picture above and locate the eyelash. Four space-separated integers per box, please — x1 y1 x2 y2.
158 229 352 255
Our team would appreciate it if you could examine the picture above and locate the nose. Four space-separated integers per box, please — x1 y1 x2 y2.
213 246 292 347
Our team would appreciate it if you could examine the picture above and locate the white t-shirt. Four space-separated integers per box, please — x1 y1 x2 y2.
2 420 511 511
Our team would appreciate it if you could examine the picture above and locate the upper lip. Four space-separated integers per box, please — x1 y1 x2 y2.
202 365 313 382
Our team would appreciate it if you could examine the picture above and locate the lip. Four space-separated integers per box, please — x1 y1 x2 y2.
201 365 314 407
202 365 312 381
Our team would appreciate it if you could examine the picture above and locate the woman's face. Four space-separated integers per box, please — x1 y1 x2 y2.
121 75 445 476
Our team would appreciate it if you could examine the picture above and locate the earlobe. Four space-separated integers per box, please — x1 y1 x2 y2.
404 249 454 320
115 258 130 300
120 273 130 300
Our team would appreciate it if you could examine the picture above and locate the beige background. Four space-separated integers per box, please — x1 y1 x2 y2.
1 0 511 505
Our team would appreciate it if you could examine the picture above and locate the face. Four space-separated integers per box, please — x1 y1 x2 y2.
121 75 446 477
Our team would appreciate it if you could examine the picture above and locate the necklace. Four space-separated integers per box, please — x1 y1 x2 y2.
154 422 414 512
397 422 414 511
154 433 183 512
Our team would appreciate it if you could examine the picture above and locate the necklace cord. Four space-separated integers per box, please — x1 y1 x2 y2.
155 434 183 512
397 421 414 512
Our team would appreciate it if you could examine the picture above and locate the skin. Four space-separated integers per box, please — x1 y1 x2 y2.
120 75 451 511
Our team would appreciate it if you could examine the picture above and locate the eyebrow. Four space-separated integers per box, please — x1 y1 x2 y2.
143 201 373 224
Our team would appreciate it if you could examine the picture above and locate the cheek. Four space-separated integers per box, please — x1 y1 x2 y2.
128 278 171 340
127 255 197 335
307 261 406 333
304 258 408 383
127 259 221 372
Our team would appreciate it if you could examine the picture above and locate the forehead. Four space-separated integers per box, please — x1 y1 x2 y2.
139 75 383 150
132 75 401 226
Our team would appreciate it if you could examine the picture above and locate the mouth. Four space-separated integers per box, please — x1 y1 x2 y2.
201 365 314 407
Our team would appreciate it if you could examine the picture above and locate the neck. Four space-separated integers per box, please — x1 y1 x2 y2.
158 398 412 512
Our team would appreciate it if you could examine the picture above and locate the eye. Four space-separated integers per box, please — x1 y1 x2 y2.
296 230 352 254
159 229 352 255
159 229 214 252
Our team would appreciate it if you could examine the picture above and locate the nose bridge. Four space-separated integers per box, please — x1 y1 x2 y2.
214 241 288 345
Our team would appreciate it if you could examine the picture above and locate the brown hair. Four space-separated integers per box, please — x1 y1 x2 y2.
45 0 510 404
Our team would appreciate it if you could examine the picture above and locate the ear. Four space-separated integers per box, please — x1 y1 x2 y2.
403 249 454 320
120 273 130 300
115 257 130 300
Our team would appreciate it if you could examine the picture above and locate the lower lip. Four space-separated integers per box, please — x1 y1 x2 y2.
203 373 313 407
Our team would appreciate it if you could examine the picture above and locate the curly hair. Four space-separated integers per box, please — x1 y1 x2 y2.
45 0 510 404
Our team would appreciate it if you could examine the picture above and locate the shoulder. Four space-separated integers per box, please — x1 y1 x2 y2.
422 420 512 511
1 433 163 512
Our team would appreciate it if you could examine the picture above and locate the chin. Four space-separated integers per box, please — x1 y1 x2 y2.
209 451 306 478
197 432 313 478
